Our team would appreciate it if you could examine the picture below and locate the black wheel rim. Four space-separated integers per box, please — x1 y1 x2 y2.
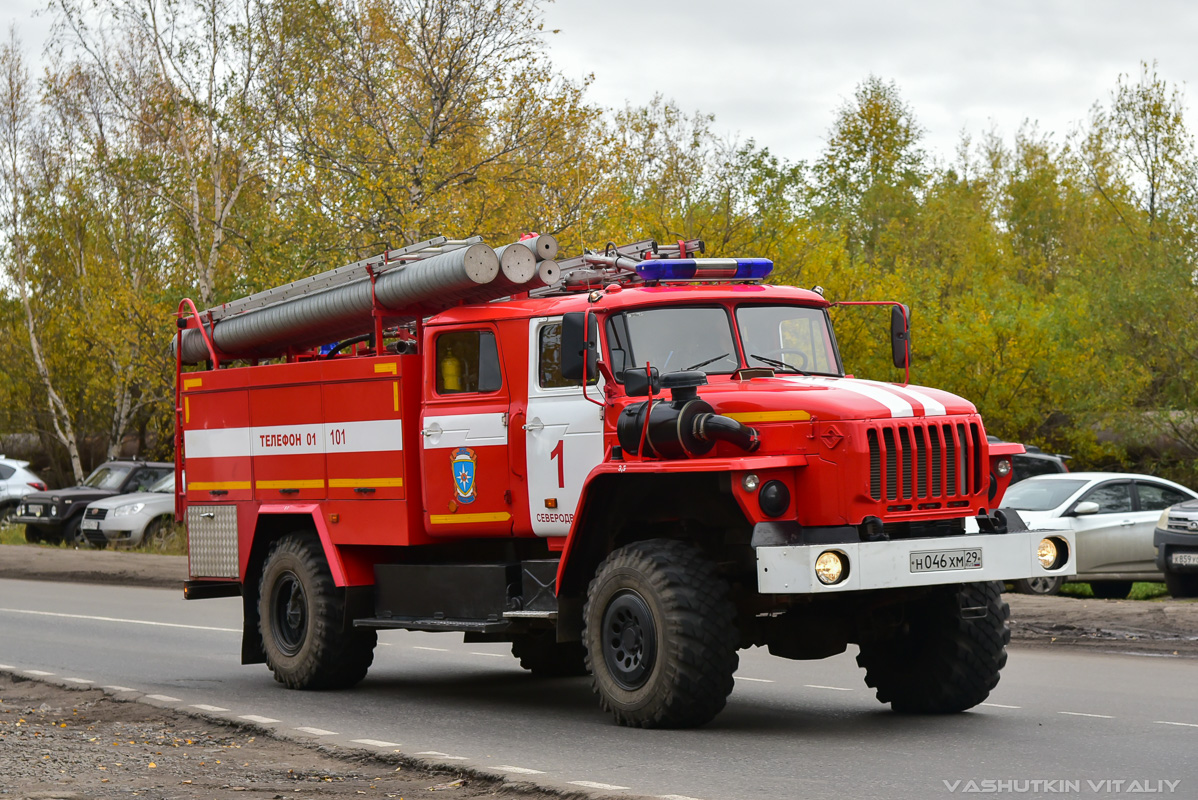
271 571 308 656
601 589 657 690
1026 577 1060 594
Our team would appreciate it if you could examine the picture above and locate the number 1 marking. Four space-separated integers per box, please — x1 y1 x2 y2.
550 439 565 489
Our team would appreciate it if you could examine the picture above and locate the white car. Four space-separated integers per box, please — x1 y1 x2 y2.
0 457 47 524
80 473 177 548
987 472 1198 597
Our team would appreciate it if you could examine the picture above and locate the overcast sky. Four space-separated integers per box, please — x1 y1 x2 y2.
5 0 1197 165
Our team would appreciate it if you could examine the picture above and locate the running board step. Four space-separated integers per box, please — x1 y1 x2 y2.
354 616 512 633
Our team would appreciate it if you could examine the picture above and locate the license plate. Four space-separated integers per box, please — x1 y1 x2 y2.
81 519 100 530
1171 552 1198 567
29 505 42 517
910 548 983 573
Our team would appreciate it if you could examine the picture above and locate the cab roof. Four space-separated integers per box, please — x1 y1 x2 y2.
425 283 830 327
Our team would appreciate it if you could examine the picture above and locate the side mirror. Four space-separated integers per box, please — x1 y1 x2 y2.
561 311 599 382
622 366 661 397
891 304 911 369
1072 501 1100 516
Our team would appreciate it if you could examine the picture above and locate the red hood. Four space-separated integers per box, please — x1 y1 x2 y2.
696 374 976 422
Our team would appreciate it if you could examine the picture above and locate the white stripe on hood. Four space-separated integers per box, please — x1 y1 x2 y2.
778 376 914 418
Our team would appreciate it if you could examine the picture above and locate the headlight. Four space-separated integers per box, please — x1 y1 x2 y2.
995 459 1012 477
1037 538 1058 569
1158 509 1171 528
50 505 57 516
112 503 145 518
815 550 848 585
16 504 24 516
741 473 760 492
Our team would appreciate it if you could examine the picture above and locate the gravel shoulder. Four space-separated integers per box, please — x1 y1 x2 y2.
0 673 555 800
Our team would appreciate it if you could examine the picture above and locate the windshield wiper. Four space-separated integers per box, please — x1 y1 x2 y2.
684 352 731 371
750 353 808 375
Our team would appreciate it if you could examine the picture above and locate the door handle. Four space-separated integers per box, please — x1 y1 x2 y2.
421 422 443 437
523 418 545 432
200 512 215 519
1120 520 1134 527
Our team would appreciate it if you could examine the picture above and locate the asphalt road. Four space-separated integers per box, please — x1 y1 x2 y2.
2 578 1196 800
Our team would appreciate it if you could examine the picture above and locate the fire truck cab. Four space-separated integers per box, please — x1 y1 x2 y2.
176 236 1075 728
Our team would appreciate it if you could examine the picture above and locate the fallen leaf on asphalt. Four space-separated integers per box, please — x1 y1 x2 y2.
428 779 464 790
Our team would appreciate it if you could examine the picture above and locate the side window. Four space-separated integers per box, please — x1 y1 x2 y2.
127 468 160 492
1137 482 1192 511
539 322 598 388
436 330 502 395
0 465 14 480
1080 482 1132 514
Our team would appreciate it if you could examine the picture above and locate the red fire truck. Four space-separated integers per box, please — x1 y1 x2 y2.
175 235 1074 728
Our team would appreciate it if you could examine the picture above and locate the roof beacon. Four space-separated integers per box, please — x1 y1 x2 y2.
635 257 773 283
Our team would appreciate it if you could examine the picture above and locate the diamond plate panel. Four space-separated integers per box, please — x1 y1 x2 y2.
187 505 239 578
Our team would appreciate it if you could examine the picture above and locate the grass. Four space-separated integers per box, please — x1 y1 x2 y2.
1058 581 1171 601
0 521 188 556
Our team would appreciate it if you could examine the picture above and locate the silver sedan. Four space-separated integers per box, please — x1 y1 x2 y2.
80 474 177 548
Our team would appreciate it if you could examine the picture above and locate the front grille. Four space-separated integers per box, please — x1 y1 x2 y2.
1168 516 1198 533
86 507 108 520
868 420 984 503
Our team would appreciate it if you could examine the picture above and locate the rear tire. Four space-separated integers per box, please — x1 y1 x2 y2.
141 516 171 548
511 632 588 677
0 504 16 526
1089 581 1132 599
258 533 376 689
583 539 738 728
1164 571 1198 599
857 581 1010 713
1011 576 1064 595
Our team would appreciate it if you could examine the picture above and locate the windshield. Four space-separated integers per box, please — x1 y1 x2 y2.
82 465 132 490
606 306 739 375
149 474 175 493
737 305 841 376
1001 478 1088 511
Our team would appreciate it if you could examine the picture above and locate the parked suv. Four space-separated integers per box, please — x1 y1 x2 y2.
81 473 177 549
13 460 173 544
1154 500 1198 598
987 436 1070 484
0 457 48 524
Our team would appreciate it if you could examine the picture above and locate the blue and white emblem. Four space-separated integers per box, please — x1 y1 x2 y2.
451 447 477 504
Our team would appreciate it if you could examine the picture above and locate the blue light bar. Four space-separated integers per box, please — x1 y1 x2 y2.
635 258 773 282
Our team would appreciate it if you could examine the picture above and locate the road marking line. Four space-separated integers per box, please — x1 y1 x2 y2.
145 695 181 702
659 795 706 800
734 676 774 683
415 751 467 760
1155 721 1198 728
497 766 545 775
104 686 136 692
353 739 401 748
191 704 229 712
571 781 631 791
1058 711 1114 719
412 646 449 652
0 664 14 669
805 684 853 691
63 678 94 684
981 703 1021 709
239 715 279 724
295 727 339 736
23 670 54 676
469 652 505 657
0 607 239 633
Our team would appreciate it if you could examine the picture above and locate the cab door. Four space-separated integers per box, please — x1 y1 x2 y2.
525 318 604 536
420 326 513 536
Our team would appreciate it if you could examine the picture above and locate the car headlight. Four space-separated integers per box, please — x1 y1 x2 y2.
17 504 25 516
1158 509 1171 529
112 503 145 518
50 505 57 516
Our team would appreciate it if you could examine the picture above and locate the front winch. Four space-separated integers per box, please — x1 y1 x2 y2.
616 370 760 458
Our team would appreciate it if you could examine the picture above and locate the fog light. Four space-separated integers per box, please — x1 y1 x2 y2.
758 480 790 517
815 551 847 585
995 459 1011 477
1038 538 1058 569
741 473 760 492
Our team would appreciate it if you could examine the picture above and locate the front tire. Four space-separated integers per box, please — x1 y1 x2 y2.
583 539 738 728
1164 571 1198 599
258 533 376 689
857 581 1010 713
